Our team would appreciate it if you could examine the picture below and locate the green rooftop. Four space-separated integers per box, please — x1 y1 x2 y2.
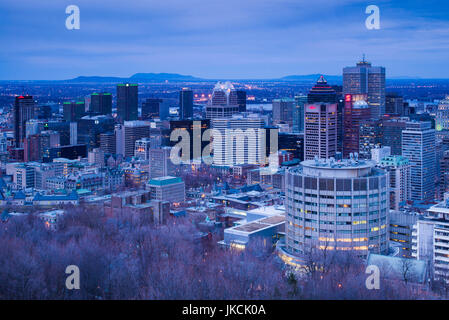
148 176 182 186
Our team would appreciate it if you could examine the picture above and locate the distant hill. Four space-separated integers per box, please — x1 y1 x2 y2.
68 73 203 83
130 73 202 81
279 74 342 82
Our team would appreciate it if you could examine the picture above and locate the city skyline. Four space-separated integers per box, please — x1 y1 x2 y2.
1 0 448 80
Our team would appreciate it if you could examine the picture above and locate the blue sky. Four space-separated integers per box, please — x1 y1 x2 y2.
0 0 448 80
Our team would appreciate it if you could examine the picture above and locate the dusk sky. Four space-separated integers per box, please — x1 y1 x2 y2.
0 0 448 80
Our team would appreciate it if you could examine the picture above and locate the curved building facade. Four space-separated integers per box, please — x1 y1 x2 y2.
283 157 389 260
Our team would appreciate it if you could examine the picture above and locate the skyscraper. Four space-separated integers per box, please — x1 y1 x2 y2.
304 103 337 160
117 83 138 122
212 114 265 166
306 76 341 151
381 117 408 155
90 92 112 115
179 88 193 119
402 121 436 201
307 75 337 104
293 95 307 133
343 58 386 119
169 120 210 162
14 95 36 148
206 82 239 119
385 92 404 116
343 94 371 158
272 98 295 127
63 101 85 122
142 98 170 120
359 118 383 159
236 90 247 113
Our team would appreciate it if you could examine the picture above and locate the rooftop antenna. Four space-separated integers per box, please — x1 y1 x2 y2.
362 53 366 63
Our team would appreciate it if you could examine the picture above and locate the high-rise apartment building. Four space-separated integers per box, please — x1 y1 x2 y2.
402 121 436 201
343 58 386 119
379 155 411 210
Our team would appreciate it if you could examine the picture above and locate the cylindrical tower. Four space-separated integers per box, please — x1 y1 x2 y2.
282 157 389 262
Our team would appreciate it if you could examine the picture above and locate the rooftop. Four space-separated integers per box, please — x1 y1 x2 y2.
148 176 183 186
301 158 375 170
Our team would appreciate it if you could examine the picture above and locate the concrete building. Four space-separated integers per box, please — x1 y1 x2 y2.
88 148 105 167
115 121 152 158
147 176 185 204
283 157 389 262
380 155 411 210
104 189 169 224
135 138 152 161
389 210 418 258
219 206 285 249
412 194 449 282
149 147 175 179
371 146 391 164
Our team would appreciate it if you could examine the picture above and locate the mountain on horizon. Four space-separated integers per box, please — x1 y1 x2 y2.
49 73 430 83
68 73 203 83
